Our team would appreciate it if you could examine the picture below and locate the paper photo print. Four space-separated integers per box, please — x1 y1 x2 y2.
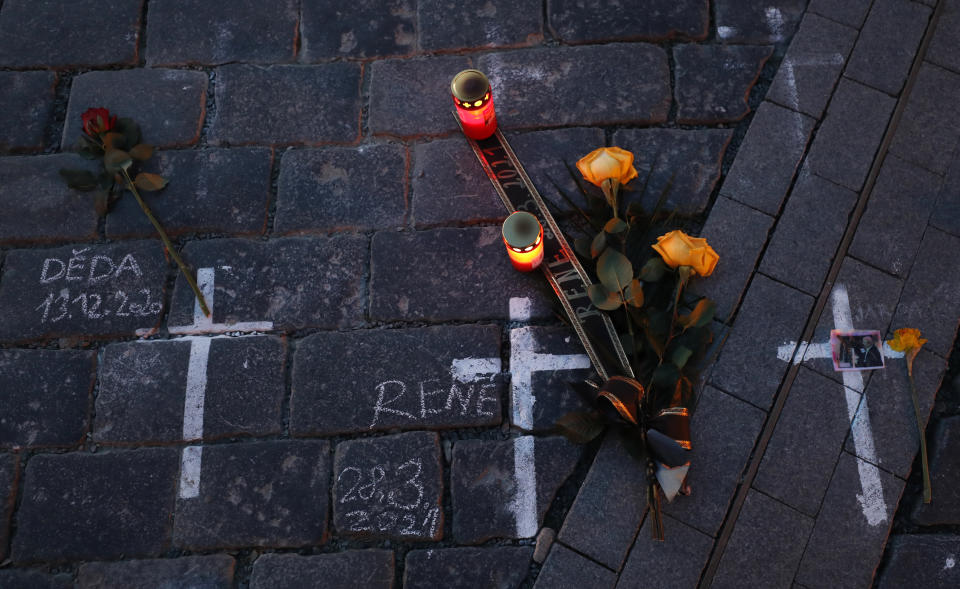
830 330 885 372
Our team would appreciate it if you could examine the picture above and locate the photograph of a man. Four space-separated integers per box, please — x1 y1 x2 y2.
830 329 886 372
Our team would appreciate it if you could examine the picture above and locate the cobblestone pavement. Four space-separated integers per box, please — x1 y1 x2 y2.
0 1 958 587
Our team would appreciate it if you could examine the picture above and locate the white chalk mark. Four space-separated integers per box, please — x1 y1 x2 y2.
167 267 273 335
179 445 203 499
183 338 211 441
511 435 538 537
765 7 786 42
451 357 501 382
945 557 956 570
717 25 738 39
831 285 888 526
510 327 592 430
509 297 532 322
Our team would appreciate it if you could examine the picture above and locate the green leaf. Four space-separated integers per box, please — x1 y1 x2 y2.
590 231 607 258
134 172 169 192
116 117 142 148
129 143 154 161
671 345 693 370
639 257 667 282
102 132 125 151
588 283 621 311
104 149 133 173
597 248 633 293
678 298 716 330
603 217 628 234
652 363 680 391
624 278 644 308
59 169 98 191
75 137 103 160
574 236 592 259
555 411 605 444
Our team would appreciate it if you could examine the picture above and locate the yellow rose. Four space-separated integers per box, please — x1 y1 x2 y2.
576 147 639 188
887 328 927 353
652 230 719 277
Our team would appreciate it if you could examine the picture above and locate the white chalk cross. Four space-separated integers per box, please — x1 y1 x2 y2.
775 284 889 525
172 267 273 499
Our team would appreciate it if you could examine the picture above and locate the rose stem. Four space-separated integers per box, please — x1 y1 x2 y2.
121 168 211 317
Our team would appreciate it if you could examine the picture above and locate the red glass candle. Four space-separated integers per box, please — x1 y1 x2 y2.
502 211 544 272
451 69 497 140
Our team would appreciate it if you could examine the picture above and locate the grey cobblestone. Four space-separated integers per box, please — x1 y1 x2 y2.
612 129 732 214
805 78 896 191
146 0 297 66
710 274 814 410
689 195 774 321
167 236 367 331
877 535 960 589
766 13 858 119
616 514 713 589
927 0 960 75
276 144 406 233
714 0 805 44
62 70 208 149
665 386 766 535
95 337 285 443
369 226 551 322
0 570 71 589
558 433 646 571
674 44 772 124
913 416 960 525
478 45 671 129
0 241 168 343
712 490 813 589
889 63 960 175
0 453 15 561
405 547 533 589
77 555 236 589
535 543 615 589
211 64 361 145
850 157 942 277
0 0 141 68
753 367 854 516
419 0 542 50
760 171 857 296
369 55 472 138
106 148 273 238
451 436 580 543
845 349 944 478
796 452 904 589
0 154 101 245
250 551 394 589
931 147 960 237
892 227 960 358
807 0 872 29
332 431 443 541
0 349 94 449
844 0 931 96
721 101 816 215
548 0 709 43
290 325 501 436
173 440 331 550
13 448 179 562
0 72 56 152
301 0 415 61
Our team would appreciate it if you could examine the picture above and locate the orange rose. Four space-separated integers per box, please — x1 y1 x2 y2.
576 147 639 188
652 230 719 277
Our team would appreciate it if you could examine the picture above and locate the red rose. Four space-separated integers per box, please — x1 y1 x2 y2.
81 107 117 137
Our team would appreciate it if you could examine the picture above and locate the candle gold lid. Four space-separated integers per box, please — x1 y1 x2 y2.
451 69 490 102
502 211 541 249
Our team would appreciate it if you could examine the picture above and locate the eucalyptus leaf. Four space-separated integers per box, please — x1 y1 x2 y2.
639 257 667 282
597 248 633 292
679 298 716 330
104 149 133 173
102 132 125 151
59 169 98 191
590 231 607 258
129 143 154 161
588 283 621 311
624 278 644 308
671 345 693 370
116 117 141 148
134 172 169 192
603 217 628 234
555 411 605 444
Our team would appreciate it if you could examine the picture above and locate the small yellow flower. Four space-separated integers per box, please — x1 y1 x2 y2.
652 230 719 277
576 147 639 188
887 328 927 353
